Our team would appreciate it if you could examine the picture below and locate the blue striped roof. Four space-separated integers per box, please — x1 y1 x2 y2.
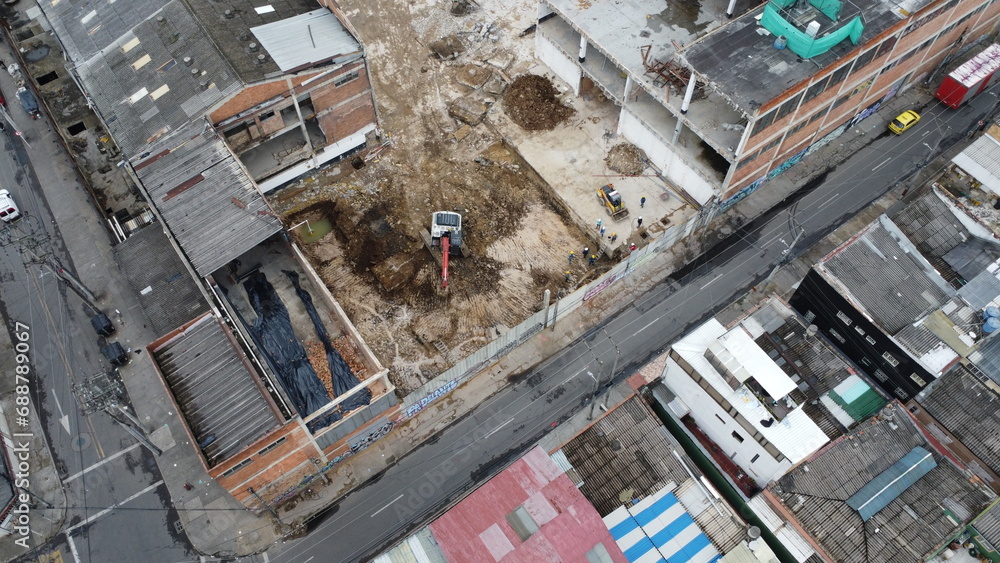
605 489 721 563
846 446 937 521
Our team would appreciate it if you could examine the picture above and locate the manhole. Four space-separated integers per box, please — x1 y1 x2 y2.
71 433 92 452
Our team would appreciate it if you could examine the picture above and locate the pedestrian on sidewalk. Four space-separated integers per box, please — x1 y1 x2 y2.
600 226 606 236
569 251 575 264
610 233 617 244
640 196 646 208
589 254 596 266
636 216 643 228
565 271 571 281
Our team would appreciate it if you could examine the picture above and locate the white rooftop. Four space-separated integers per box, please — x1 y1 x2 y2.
717 326 797 400
251 8 360 73
953 132 1000 196
671 320 830 463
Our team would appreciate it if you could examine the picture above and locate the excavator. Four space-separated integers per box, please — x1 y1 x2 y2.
597 184 629 221
427 211 463 288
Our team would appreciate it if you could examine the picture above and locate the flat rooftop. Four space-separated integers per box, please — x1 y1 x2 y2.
679 0 924 113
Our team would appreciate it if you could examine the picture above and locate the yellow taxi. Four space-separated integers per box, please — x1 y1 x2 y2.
888 110 920 134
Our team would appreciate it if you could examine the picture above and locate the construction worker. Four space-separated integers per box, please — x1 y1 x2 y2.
610 233 617 244
629 243 637 252
565 271 571 281
636 216 643 228
596 218 603 230
641 196 646 208
569 251 576 264
583 246 590 256
589 254 596 266
600 226 606 237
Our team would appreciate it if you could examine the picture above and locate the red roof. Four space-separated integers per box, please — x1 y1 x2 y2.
430 446 628 563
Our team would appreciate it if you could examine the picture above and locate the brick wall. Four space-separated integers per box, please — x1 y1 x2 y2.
211 420 321 497
725 0 999 195
318 94 376 143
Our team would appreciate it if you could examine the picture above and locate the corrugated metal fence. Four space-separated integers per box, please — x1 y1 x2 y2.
400 222 687 420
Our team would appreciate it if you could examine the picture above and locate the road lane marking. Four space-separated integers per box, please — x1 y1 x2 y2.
64 443 141 483
67 534 81 562
371 494 404 517
482 417 515 440
872 157 891 171
65 479 162 533
700 274 722 290
819 193 840 207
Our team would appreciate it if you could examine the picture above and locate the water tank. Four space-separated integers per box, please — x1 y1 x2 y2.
985 305 1000 319
748 526 761 539
984 316 1000 334
774 35 787 50
806 21 821 38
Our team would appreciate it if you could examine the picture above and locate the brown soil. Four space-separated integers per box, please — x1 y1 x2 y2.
273 0 595 394
502 74 575 131
605 143 648 176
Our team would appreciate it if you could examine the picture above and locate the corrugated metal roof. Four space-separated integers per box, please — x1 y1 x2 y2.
974 500 1000 547
971 336 1000 385
919 364 1000 476
944 238 1000 281
133 122 282 276
949 44 1000 88
605 489 721 563
953 134 1000 196
959 268 1000 309
251 8 361 72
845 446 936 521
718 327 796 400
151 313 282 466
745 496 815 563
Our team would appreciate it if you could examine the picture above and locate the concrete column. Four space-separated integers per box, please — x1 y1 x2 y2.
680 71 697 114
579 35 587 63
542 289 551 328
726 0 738 17
671 118 684 144
623 74 634 103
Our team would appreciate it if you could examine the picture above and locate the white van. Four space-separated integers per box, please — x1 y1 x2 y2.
0 190 21 222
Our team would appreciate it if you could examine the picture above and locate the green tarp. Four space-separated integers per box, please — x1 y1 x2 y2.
769 0 843 20
761 2 864 59
829 387 886 421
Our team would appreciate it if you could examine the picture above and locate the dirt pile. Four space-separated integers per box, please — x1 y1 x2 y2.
502 74 575 131
605 143 648 176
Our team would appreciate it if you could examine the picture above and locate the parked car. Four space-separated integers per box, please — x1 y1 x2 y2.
0 189 21 222
889 110 921 134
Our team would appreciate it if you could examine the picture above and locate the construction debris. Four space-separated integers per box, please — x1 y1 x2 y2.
502 74 575 131
605 143 648 176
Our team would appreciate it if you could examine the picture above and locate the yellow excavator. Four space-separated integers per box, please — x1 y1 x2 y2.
597 184 629 221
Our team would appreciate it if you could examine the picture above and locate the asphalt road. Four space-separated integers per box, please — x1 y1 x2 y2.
265 87 1000 563
0 76 195 562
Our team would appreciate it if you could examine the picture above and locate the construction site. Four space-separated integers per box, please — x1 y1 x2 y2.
267 0 693 393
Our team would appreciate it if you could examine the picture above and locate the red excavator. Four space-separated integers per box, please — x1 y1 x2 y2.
427 211 463 288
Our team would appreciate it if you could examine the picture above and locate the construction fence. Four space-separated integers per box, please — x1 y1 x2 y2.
399 220 690 420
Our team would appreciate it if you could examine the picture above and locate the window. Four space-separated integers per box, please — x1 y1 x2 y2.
882 352 899 366
910 373 927 386
873 369 888 382
586 543 615 563
257 436 286 457
775 93 802 121
731 431 745 443
158 59 177 73
828 64 852 89
751 454 760 463
753 110 777 137
829 329 846 343
852 48 878 73
836 310 853 325
804 77 829 102
761 137 781 154
875 36 898 59
833 94 851 109
220 458 253 478
506 506 539 541
866 335 876 345
334 70 359 87
737 151 760 170
854 325 866 336
131 54 152 71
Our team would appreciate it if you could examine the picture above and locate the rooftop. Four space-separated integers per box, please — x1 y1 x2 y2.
131 121 282 276
973 500 1000 548
560 396 702 517
672 319 830 462
768 402 995 563
679 0 922 113
954 131 1000 197
918 364 1000 477
604 486 722 563
428 446 627 563
819 216 955 333
150 313 283 466
111 224 209 335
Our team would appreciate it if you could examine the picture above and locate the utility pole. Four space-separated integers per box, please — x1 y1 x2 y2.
73 370 161 456
589 329 621 420
247 486 284 527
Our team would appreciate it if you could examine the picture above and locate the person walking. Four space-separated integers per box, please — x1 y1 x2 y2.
610 233 617 244
640 196 646 208
565 271 571 281
583 246 590 256
600 226 606 236
569 251 575 264
636 216 643 228
589 254 596 266
596 218 603 230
